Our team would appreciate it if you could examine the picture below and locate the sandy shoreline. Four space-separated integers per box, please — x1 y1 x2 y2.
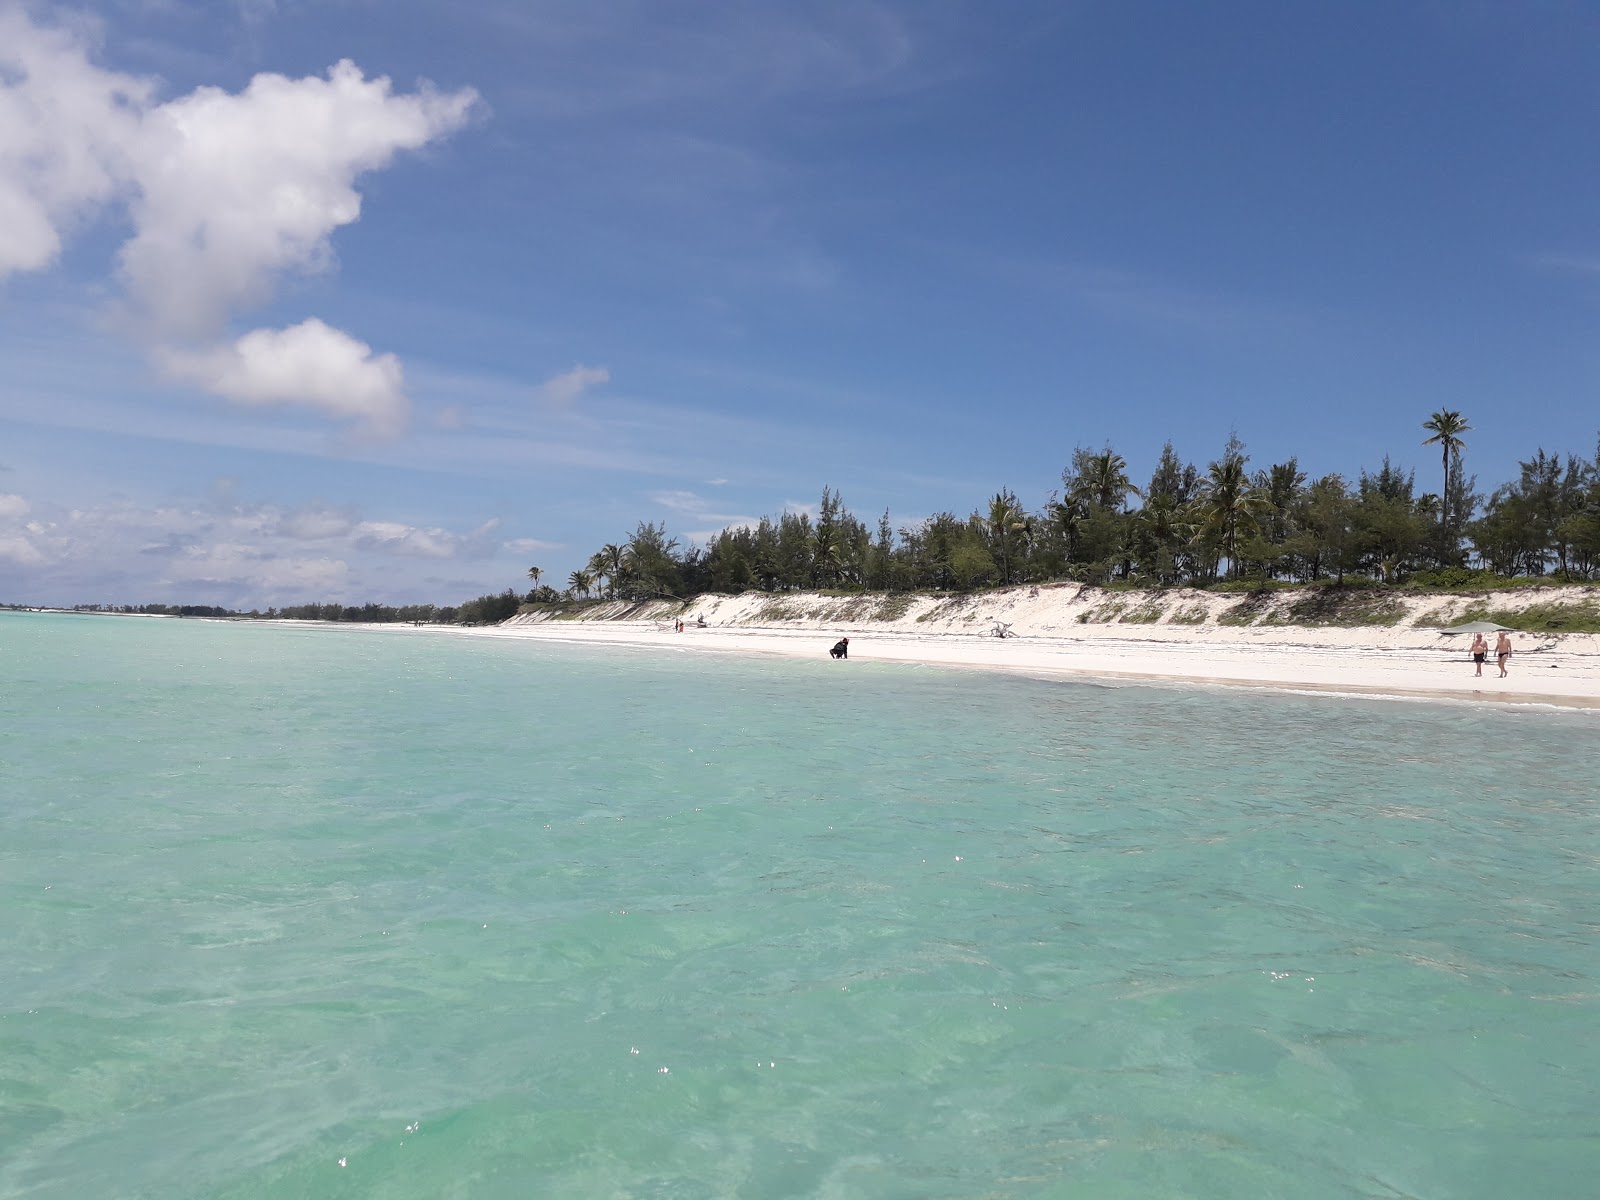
463 617 1600 711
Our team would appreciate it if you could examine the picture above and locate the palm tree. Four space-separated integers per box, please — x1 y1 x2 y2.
1198 455 1269 579
526 565 543 588
1421 410 1471 526
1130 492 1194 584
567 568 594 598
986 490 1028 585
1072 450 1141 511
592 544 626 599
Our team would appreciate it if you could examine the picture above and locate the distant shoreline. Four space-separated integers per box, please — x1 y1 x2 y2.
455 616 1600 711
11 585 1599 709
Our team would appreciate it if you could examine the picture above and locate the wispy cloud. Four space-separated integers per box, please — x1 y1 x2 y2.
0 489 545 605
538 363 610 408
480 0 951 117
650 489 756 525
934 243 1303 337
1525 253 1600 277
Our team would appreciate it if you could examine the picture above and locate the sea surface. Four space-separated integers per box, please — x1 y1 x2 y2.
2 611 1597 1199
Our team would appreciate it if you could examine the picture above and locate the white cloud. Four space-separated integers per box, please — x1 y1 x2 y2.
276 504 356 541
351 520 458 558
0 491 538 604
0 492 30 519
167 542 349 593
503 537 562 554
0 7 148 278
0 534 44 565
158 318 409 435
652 489 708 514
121 58 477 340
539 363 610 407
0 10 478 430
650 490 759 543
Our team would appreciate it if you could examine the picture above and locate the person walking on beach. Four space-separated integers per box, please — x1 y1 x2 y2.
1495 631 1513 677
829 637 849 660
1470 632 1488 677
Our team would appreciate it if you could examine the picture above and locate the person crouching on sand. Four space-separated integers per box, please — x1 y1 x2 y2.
830 637 849 660
1470 632 1488 677
1495 631 1513 677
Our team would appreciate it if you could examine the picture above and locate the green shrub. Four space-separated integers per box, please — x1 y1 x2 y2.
1118 602 1165 624
1077 600 1127 624
1454 602 1600 633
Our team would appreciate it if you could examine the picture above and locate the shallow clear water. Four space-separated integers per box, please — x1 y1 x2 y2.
2 611 1597 1199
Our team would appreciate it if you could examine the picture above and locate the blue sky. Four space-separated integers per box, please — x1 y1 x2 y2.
2 0 1598 607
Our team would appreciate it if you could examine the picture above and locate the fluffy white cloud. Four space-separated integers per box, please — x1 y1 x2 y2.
0 8 148 277
122 58 476 339
158 318 409 435
0 492 30 519
0 10 477 429
539 364 610 407
351 520 458 558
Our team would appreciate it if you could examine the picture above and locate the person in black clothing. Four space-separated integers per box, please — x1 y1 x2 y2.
829 637 849 659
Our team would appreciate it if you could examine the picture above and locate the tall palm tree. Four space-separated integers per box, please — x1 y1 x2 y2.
1198 456 1268 579
1421 410 1471 526
1072 451 1141 511
986 490 1028 585
596 543 626 599
567 568 594 598
526 565 543 588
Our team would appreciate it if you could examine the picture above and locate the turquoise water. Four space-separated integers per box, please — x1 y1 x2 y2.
2 613 1597 1199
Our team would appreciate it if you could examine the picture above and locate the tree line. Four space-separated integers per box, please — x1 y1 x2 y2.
41 413 1600 624
548 414 1600 601
63 600 490 624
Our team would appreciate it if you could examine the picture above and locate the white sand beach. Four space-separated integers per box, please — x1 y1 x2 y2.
468 584 1600 709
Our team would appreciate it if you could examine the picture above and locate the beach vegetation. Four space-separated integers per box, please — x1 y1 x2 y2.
754 599 801 622
1267 586 1407 627
554 429 1600 611
1076 597 1132 623
872 593 917 621
1449 601 1600 634
78 421 1600 627
1118 601 1165 624
457 590 523 625
915 595 971 623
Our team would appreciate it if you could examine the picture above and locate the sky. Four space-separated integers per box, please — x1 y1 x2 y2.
2 0 1598 608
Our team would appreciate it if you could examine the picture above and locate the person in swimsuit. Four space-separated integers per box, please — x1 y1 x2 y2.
1470 633 1487 676
1495 631 1513 677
